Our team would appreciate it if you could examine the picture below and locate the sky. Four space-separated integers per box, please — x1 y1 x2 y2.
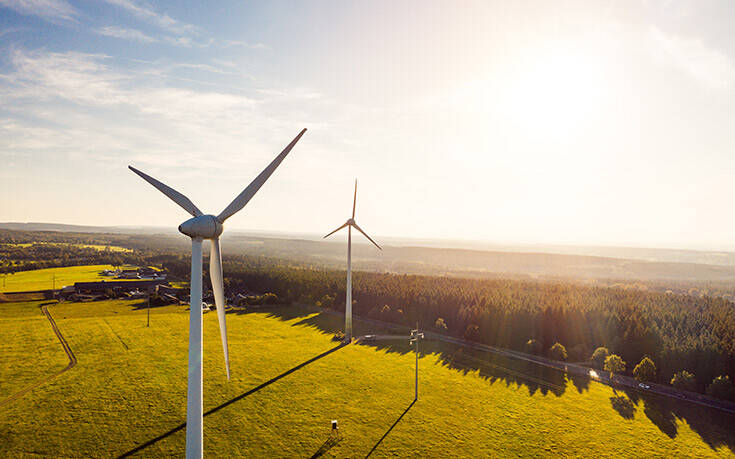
1 0 735 250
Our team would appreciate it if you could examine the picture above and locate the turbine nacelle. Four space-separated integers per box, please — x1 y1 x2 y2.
178 215 223 239
347 218 355 226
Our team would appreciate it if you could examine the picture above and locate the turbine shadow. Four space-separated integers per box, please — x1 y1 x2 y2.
118 342 346 458
364 400 416 458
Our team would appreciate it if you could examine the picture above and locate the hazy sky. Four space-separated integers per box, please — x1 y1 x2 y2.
1 0 734 249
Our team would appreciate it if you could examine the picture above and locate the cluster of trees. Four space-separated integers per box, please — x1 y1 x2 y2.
0 230 153 273
585 346 735 401
0 243 134 273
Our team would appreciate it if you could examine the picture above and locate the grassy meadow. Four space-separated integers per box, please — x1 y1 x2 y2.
0 264 136 293
1 298 734 457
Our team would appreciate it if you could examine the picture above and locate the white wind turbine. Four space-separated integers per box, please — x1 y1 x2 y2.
323 180 381 342
128 128 306 458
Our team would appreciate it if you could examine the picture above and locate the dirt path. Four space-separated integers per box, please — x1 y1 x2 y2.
0 302 77 408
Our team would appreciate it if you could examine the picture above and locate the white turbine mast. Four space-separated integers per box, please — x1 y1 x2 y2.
323 180 381 342
128 128 306 458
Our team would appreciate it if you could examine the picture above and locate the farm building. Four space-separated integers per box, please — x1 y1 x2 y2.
72 279 169 294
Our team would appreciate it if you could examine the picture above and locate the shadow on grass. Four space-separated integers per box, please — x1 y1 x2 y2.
145 303 735 454
118 342 346 458
233 305 572 397
624 389 735 452
610 393 636 419
310 432 342 458
364 399 416 458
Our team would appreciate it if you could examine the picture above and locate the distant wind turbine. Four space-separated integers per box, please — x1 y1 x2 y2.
323 180 381 342
128 128 306 459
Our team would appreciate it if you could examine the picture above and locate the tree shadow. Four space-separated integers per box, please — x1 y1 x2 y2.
620 388 735 452
569 371 591 394
610 394 636 419
364 400 416 458
156 304 735 454
235 306 573 398
118 342 346 458
643 398 677 438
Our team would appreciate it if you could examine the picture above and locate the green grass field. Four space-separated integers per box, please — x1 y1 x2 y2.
1 298 734 457
0 265 140 293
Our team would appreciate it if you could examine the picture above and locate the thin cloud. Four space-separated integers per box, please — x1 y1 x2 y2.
95 26 157 43
223 40 271 50
0 0 76 21
649 26 735 90
0 48 318 179
101 0 197 35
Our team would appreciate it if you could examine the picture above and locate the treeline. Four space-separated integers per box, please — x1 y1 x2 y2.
0 230 152 273
146 255 735 397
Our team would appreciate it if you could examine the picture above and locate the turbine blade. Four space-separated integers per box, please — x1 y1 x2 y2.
210 238 230 380
323 222 349 239
128 166 203 217
217 128 307 223
352 179 357 219
352 222 382 250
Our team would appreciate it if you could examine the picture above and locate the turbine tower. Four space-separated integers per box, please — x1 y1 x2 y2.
128 128 306 458
323 180 381 342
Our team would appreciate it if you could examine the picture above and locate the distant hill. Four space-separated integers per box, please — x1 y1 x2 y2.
0 222 167 235
4 222 735 284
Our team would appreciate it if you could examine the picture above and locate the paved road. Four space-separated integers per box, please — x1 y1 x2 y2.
0 302 77 408
331 308 735 416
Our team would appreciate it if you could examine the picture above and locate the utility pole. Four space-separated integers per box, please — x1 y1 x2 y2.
147 288 151 327
410 323 424 401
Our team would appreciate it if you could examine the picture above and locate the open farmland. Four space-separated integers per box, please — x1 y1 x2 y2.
1 300 733 457
0 265 136 293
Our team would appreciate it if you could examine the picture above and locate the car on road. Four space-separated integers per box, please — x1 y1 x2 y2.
362 335 376 342
638 383 650 389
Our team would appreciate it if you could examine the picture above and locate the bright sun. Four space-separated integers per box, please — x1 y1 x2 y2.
499 46 607 141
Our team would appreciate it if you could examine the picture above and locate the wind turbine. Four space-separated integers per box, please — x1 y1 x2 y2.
128 128 306 458
323 180 381 342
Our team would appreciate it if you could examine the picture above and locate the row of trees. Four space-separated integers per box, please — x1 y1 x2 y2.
588 346 734 401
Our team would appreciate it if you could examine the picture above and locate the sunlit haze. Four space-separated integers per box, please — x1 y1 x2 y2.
2 1 734 249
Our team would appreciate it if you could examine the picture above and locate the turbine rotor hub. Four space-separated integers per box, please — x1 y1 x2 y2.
347 218 355 225
178 215 223 239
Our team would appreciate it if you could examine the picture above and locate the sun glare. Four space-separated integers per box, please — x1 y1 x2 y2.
500 47 607 141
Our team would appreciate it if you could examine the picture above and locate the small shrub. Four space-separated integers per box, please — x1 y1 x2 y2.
591 347 609 369
670 370 697 392
549 342 567 361
706 375 735 401
464 324 480 341
262 292 278 305
633 357 656 382
604 354 626 379
525 339 542 355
